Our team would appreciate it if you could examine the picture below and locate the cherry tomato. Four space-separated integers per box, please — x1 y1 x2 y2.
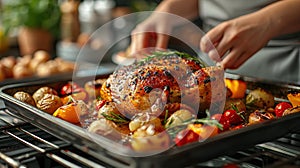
174 128 200 146
219 118 230 132
60 82 89 102
211 113 229 132
275 102 292 117
222 110 243 125
60 82 82 96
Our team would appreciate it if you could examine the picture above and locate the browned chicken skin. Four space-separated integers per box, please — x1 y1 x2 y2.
100 51 226 118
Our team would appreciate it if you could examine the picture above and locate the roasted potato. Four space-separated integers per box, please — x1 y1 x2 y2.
54 58 75 73
30 50 51 72
0 51 73 80
224 98 246 112
283 105 300 116
246 88 275 109
129 114 163 132
1 56 16 78
88 119 123 140
12 63 33 79
36 94 63 114
33 50 50 63
165 109 195 128
130 116 168 151
248 110 275 125
36 60 60 77
13 91 36 107
32 86 58 103
17 55 32 67
131 131 170 152
1 56 16 69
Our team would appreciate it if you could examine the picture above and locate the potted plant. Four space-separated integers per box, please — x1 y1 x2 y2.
2 0 61 55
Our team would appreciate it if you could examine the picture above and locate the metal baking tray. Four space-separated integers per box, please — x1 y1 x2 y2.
1 73 300 168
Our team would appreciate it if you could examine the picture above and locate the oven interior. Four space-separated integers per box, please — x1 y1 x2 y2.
0 100 300 168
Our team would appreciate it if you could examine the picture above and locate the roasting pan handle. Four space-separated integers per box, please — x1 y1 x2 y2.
0 99 26 125
0 99 6 110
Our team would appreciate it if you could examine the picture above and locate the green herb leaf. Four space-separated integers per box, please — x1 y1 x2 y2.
101 112 130 124
163 110 169 125
2 0 61 37
138 50 207 67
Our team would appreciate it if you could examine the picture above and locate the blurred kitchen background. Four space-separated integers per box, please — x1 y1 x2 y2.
0 0 162 62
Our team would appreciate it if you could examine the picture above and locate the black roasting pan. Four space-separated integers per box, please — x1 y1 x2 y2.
0 73 300 168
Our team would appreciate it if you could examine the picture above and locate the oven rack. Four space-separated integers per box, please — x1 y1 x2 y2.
0 107 300 168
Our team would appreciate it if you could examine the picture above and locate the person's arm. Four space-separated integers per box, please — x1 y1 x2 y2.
155 0 199 21
264 0 300 38
130 0 199 54
200 0 300 69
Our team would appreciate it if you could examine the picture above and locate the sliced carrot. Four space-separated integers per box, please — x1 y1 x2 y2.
287 93 300 107
225 79 247 99
53 103 80 124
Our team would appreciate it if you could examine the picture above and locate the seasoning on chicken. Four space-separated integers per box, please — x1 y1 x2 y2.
100 51 226 118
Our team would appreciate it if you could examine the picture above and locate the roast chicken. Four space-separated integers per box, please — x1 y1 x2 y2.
100 51 226 118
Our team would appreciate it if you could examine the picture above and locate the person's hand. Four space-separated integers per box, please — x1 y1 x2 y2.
130 13 172 56
130 0 199 56
200 13 273 69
